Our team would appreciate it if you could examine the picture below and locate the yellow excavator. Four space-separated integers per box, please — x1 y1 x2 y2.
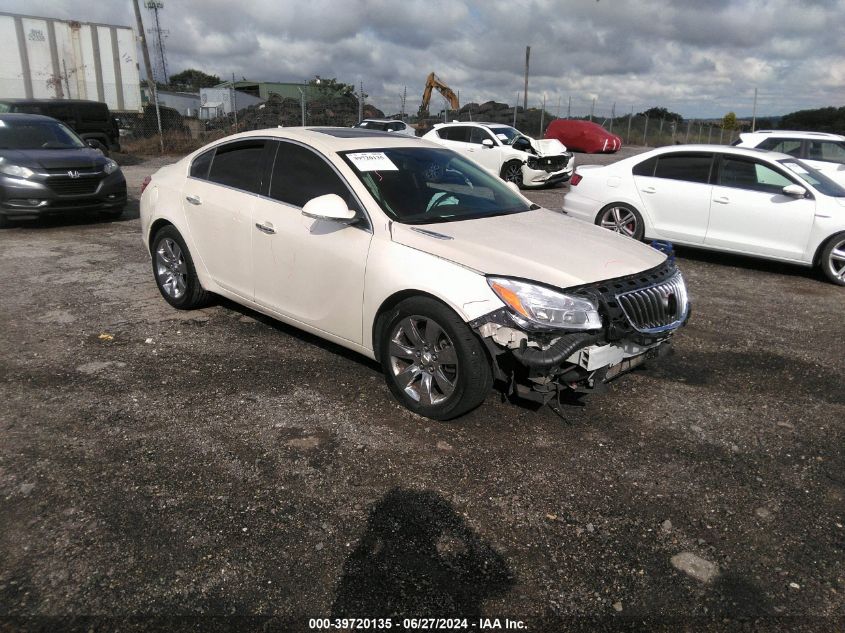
419 72 459 117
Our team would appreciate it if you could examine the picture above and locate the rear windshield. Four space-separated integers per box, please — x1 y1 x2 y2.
0 118 85 150
340 147 531 224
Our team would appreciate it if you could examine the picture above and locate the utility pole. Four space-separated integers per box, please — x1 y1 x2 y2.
232 72 237 131
523 46 530 111
514 92 519 127
539 94 546 136
751 87 758 131
589 97 595 122
567 95 571 118
358 82 364 124
132 0 162 152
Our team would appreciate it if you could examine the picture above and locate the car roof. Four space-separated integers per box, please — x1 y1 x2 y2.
191 126 431 156
0 112 64 123
637 144 797 162
742 130 845 140
360 118 404 124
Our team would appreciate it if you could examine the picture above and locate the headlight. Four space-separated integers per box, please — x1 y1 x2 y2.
103 159 119 174
0 163 35 179
526 157 539 169
488 277 602 331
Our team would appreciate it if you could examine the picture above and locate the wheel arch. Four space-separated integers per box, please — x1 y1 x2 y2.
371 289 466 360
813 229 845 268
148 218 175 253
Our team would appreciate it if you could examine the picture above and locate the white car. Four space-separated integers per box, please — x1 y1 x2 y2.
563 145 845 285
422 122 574 188
140 127 688 420
353 119 416 137
733 130 845 187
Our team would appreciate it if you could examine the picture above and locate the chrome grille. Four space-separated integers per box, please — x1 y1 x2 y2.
616 272 689 334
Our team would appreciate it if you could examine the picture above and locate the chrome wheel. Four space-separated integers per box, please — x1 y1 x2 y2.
502 162 523 186
388 315 458 406
155 238 187 299
827 237 845 282
600 205 638 237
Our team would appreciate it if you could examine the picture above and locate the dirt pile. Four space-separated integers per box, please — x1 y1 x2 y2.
207 93 385 131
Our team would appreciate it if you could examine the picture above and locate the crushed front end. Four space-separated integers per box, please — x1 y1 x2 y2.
470 260 690 404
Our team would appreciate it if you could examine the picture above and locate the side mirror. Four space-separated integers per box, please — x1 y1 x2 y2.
301 193 357 223
782 184 807 198
481 139 494 148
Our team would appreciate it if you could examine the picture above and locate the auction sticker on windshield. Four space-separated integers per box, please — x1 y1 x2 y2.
346 152 398 171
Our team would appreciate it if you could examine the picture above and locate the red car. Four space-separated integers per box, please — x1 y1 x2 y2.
544 119 621 153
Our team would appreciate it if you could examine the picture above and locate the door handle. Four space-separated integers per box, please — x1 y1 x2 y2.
185 194 201 205
255 222 275 234
713 196 730 204
640 186 656 194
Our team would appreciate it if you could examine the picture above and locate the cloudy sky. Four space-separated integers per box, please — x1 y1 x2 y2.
4 0 844 118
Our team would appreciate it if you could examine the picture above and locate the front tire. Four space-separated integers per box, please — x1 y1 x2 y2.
596 203 644 240
820 232 845 286
379 297 493 420
151 225 212 309
500 160 524 188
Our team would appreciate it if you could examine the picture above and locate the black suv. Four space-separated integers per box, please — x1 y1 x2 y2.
0 99 121 154
0 114 126 226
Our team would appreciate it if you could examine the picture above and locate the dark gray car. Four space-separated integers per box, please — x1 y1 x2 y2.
0 113 126 227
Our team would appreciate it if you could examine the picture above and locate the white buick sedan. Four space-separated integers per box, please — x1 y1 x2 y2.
563 145 845 285
140 128 689 419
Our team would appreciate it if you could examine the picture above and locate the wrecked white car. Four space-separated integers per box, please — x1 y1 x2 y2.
422 122 574 188
141 127 686 420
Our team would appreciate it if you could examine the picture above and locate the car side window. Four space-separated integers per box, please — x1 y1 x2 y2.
207 140 266 193
632 156 657 177
269 141 360 212
469 127 492 145
812 141 845 164
719 157 793 193
653 153 713 184
758 138 802 156
439 126 469 142
190 148 215 180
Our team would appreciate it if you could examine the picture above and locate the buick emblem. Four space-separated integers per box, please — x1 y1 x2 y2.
67 170 80 179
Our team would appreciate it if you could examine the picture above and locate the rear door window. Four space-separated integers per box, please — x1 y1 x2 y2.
810 141 845 164
207 140 266 193
653 153 714 184
758 137 802 156
438 126 470 142
190 148 215 180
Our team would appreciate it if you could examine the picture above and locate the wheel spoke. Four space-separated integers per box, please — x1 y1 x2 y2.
621 225 635 237
830 247 845 263
389 340 416 361
433 367 456 396
612 207 622 223
418 372 434 405
395 363 421 390
618 212 635 225
424 320 444 346
401 317 425 347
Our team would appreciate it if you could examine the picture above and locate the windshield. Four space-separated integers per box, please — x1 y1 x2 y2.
0 118 86 150
489 126 522 145
780 159 845 198
341 147 532 224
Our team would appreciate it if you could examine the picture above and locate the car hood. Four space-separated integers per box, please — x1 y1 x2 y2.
0 148 107 170
390 208 666 288
530 137 567 156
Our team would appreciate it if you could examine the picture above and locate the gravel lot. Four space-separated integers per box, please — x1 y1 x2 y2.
1 148 843 632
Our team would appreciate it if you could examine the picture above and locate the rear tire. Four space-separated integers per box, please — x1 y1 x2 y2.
378 297 493 420
820 232 845 286
151 225 212 309
596 202 644 240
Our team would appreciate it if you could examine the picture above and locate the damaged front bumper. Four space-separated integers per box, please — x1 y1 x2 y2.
470 261 690 404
